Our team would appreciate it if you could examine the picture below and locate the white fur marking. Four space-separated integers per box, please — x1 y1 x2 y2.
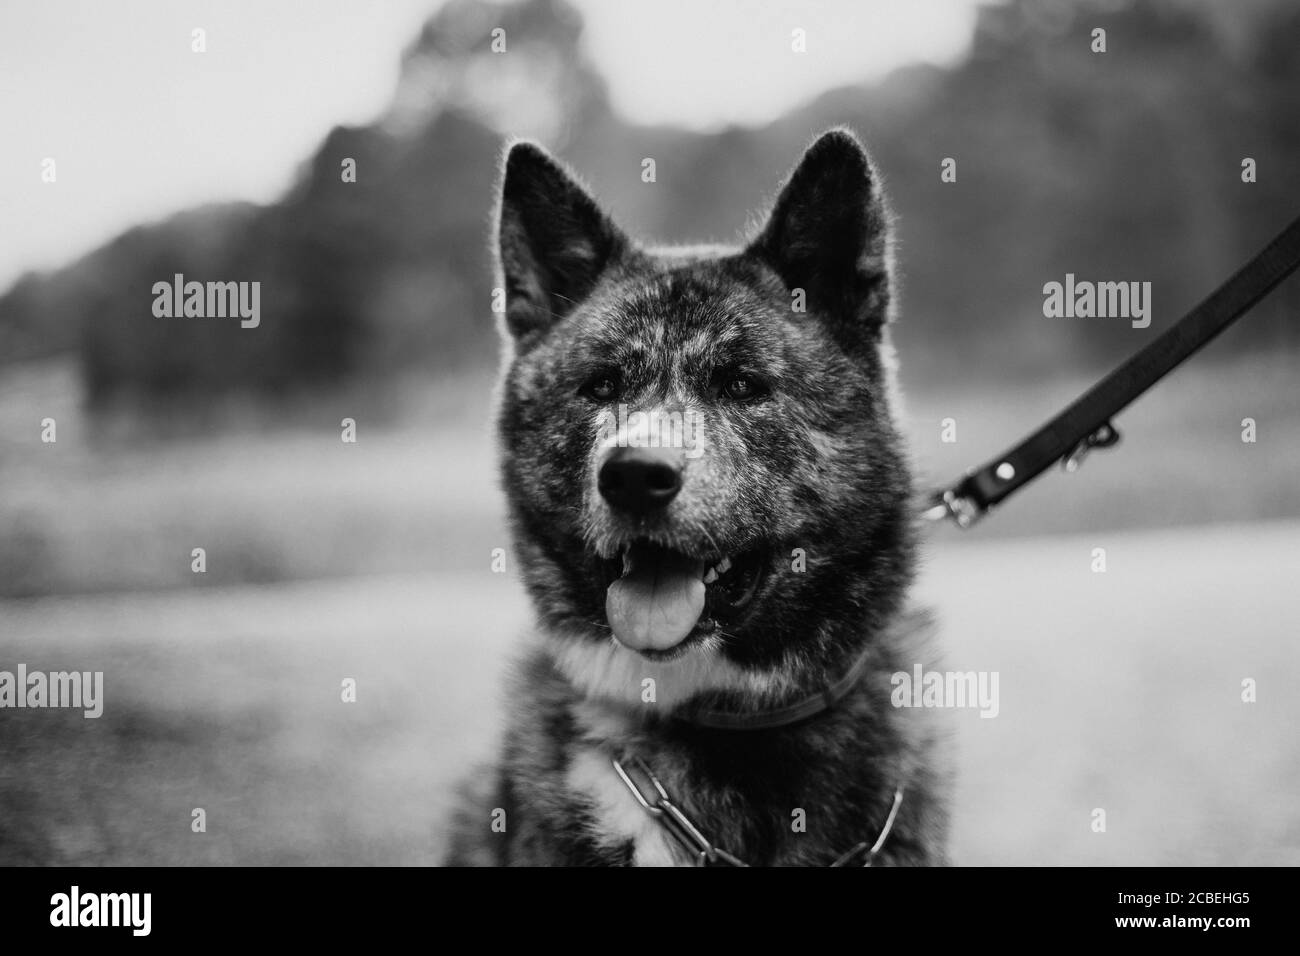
566 747 680 866
547 633 785 711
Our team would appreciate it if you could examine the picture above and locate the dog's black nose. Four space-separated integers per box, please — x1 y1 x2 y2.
598 447 683 514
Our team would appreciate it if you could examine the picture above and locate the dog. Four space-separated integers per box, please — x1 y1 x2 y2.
444 128 951 866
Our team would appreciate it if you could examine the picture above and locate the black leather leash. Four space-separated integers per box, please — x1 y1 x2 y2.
925 212 1300 528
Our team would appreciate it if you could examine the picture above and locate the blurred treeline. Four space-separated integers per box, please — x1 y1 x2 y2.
1 0 1297 405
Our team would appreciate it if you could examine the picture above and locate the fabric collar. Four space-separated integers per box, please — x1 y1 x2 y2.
673 645 876 731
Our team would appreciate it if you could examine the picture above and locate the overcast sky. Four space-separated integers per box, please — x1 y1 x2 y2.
0 0 986 289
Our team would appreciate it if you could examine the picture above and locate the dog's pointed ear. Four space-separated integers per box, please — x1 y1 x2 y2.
748 129 893 343
495 141 629 345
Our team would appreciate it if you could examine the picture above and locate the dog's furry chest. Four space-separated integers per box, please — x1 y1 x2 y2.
481 646 946 867
563 716 685 867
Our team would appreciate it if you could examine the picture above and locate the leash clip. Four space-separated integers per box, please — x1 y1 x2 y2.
922 487 983 529
1062 420 1121 473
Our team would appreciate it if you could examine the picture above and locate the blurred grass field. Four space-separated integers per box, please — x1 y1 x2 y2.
2 521 1296 865
1 353 1297 864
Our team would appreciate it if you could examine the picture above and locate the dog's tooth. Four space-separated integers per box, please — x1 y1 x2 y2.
703 568 718 584
715 556 732 575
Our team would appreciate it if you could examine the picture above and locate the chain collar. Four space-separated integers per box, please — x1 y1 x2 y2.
612 755 904 867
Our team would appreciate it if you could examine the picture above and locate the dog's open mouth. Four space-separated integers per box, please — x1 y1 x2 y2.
602 540 766 656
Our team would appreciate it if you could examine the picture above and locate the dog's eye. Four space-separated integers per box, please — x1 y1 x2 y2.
581 374 619 402
721 375 764 401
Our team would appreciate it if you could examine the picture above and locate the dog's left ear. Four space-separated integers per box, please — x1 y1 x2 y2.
748 128 893 343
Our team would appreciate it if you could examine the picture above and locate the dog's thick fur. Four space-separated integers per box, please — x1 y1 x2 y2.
444 129 951 866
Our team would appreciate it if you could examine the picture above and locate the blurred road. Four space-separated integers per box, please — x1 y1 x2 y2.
1 519 1297 865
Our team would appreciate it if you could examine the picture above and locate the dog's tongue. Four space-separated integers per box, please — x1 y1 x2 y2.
606 543 707 652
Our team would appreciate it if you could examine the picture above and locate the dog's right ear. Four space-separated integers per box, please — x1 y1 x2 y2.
495 141 628 344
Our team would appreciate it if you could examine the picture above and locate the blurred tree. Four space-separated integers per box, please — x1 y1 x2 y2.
0 0 1295 405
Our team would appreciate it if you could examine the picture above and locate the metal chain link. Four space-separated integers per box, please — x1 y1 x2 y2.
612 755 903 867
